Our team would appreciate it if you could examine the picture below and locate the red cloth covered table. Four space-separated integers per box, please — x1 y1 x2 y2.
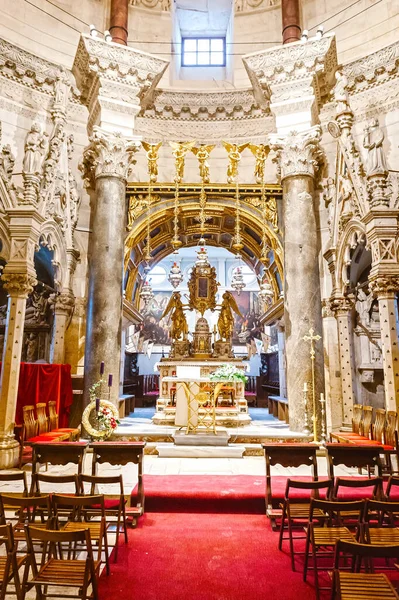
0 363 73 427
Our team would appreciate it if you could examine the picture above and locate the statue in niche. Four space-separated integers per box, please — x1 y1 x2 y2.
217 291 243 341
371 342 382 363
161 292 188 341
25 285 53 325
23 123 48 175
355 287 373 329
54 67 70 107
332 67 350 115
363 118 388 176
323 177 336 235
69 172 81 229
340 174 355 216
0 144 15 183
25 333 39 363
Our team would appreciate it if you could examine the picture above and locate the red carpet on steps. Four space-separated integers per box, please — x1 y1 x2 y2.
99 512 316 600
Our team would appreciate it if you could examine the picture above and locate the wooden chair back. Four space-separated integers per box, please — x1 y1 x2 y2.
332 476 383 501
360 405 373 438
0 494 52 527
47 400 59 431
284 478 333 502
386 476 399 499
0 523 21 598
373 409 386 443
22 405 37 440
262 443 319 509
32 442 88 475
310 498 365 525
334 538 399 563
325 443 383 479
385 411 398 447
79 473 124 497
352 403 363 434
0 471 28 498
36 403 49 434
364 499 399 525
31 473 81 497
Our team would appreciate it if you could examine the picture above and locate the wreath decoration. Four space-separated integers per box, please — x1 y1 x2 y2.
82 399 119 440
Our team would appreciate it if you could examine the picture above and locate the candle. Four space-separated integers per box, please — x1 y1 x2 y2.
95 397 100 412
100 361 105 375
320 393 324 402
303 382 307 392
108 373 113 387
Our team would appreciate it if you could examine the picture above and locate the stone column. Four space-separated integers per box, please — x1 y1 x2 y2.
72 35 168 409
110 0 129 45
50 292 75 364
331 296 356 425
271 129 325 432
281 0 301 44
370 277 399 412
0 207 44 468
81 131 138 407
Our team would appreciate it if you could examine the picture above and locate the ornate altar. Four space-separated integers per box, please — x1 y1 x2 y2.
192 317 212 357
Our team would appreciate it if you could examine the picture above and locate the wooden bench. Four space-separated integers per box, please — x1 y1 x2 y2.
268 395 289 422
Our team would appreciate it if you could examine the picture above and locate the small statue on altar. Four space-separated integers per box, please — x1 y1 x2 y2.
222 141 248 183
142 141 162 183
217 291 243 341
192 144 215 183
161 291 188 341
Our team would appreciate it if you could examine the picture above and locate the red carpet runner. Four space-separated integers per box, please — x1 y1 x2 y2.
100 475 316 600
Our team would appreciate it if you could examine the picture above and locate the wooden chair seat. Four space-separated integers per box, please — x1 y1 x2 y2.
368 528 399 545
337 572 399 599
62 521 103 540
0 554 26 576
33 557 101 586
279 503 326 519
311 526 356 546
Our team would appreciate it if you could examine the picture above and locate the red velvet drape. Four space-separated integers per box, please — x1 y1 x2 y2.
0 363 73 427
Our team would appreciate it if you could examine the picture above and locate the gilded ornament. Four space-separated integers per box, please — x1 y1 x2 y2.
161 291 188 341
249 143 270 184
217 291 243 341
222 141 248 183
169 141 196 183
142 141 162 183
192 144 215 184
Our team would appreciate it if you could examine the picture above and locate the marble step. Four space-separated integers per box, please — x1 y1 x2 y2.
156 443 246 458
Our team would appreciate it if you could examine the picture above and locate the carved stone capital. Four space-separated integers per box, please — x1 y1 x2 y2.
329 295 354 316
369 275 399 297
270 126 323 180
1 273 37 297
72 34 168 136
52 292 75 316
367 173 389 208
80 128 140 188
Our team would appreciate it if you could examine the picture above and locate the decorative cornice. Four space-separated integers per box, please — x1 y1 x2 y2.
243 34 338 107
80 128 140 188
0 37 77 99
270 126 323 180
141 88 267 120
343 40 399 94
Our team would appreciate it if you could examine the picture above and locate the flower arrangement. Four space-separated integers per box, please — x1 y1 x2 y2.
97 405 119 433
82 362 119 440
209 363 248 383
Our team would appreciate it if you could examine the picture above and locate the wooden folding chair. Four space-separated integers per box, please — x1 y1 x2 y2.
363 499 399 547
0 523 27 600
22 525 100 600
31 473 82 497
262 443 319 528
52 494 110 575
0 494 53 549
79 474 128 561
0 472 28 501
303 499 364 600
331 539 399 600
278 478 333 571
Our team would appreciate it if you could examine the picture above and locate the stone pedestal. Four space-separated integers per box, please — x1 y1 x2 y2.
173 429 230 446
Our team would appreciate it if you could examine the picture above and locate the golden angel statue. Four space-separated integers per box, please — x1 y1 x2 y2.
142 141 162 183
249 144 270 184
161 291 189 341
192 144 215 183
217 291 243 341
169 141 196 183
222 142 248 183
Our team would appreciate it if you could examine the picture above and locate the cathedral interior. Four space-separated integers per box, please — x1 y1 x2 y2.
0 0 399 598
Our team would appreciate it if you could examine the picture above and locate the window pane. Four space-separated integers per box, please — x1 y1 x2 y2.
210 51 224 65
183 52 197 65
184 39 196 52
197 38 210 52
211 39 223 51
197 52 210 65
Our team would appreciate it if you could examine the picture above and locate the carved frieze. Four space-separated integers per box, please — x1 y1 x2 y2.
270 126 323 180
235 0 279 12
343 41 399 94
129 0 170 8
80 128 140 188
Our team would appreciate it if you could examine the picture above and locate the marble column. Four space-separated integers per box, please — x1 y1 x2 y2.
50 292 75 364
370 278 399 412
331 297 356 425
272 128 325 434
81 130 138 407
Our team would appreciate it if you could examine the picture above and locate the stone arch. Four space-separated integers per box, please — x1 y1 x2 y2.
38 221 68 292
335 220 368 295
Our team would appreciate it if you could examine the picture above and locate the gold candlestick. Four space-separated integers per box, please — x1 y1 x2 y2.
303 382 310 436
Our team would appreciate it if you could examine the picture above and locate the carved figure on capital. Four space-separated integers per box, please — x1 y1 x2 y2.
23 123 48 175
323 177 336 236
1 272 37 297
363 119 388 177
332 67 351 116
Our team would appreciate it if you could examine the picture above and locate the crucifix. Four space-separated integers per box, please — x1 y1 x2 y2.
303 328 321 443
